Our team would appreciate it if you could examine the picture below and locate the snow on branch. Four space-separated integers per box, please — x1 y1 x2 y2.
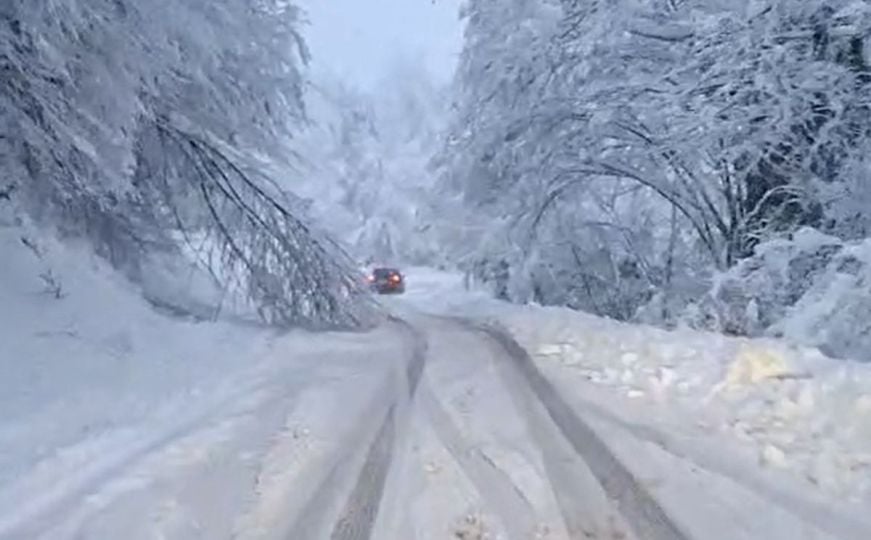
1 0 373 329
440 0 871 328
151 119 373 329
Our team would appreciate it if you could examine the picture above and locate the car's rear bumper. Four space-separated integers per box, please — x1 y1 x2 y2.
372 284 404 294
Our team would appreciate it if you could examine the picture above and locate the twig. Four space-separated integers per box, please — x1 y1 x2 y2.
0 184 15 201
39 270 65 299
21 236 43 259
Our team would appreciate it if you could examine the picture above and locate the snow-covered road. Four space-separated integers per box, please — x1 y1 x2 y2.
15 315 683 540
3 230 869 539
370 314 638 540
7 310 853 539
3 311 648 539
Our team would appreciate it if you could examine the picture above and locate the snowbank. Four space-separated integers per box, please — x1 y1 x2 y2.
0 216 269 529
495 305 871 503
398 267 871 510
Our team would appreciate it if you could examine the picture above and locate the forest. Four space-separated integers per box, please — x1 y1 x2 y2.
3 0 871 359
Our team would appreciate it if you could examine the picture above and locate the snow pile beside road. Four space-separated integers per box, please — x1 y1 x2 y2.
494 305 871 502
0 218 271 530
396 267 871 503
0 214 407 538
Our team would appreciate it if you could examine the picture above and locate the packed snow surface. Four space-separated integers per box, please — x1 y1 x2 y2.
3 236 871 539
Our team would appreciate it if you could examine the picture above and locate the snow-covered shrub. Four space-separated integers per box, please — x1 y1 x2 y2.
681 228 842 335
774 238 871 361
683 227 871 361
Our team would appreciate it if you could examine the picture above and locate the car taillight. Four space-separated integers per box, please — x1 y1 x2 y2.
366 275 375 283
389 274 401 283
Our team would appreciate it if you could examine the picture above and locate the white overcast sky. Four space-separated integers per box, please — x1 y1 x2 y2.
298 0 465 89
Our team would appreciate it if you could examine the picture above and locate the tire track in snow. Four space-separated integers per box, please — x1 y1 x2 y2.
474 323 691 540
315 317 427 540
477 330 635 539
387 314 428 397
543 381 871 540
407 316 560 539
333 314 539 539
280 394 392 540
0 372 287 539
330 407 397 540
417 382 539 540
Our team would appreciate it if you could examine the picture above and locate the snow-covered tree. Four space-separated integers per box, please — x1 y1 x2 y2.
1 0 371 328
441 0 871 325
295 61 453 267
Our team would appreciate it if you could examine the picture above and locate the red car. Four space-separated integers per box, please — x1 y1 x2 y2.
366 267 405 294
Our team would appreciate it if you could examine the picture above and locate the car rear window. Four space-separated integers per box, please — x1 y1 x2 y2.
372 268 398 278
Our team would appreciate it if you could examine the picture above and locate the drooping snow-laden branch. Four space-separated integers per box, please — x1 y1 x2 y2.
150 119 373 329
2 0 376 329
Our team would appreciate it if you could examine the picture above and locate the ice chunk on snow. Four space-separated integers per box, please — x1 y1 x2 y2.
723 344 792 387
536 343 563 357
453 513 488 540
620 351 639 365
760 444 788 468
